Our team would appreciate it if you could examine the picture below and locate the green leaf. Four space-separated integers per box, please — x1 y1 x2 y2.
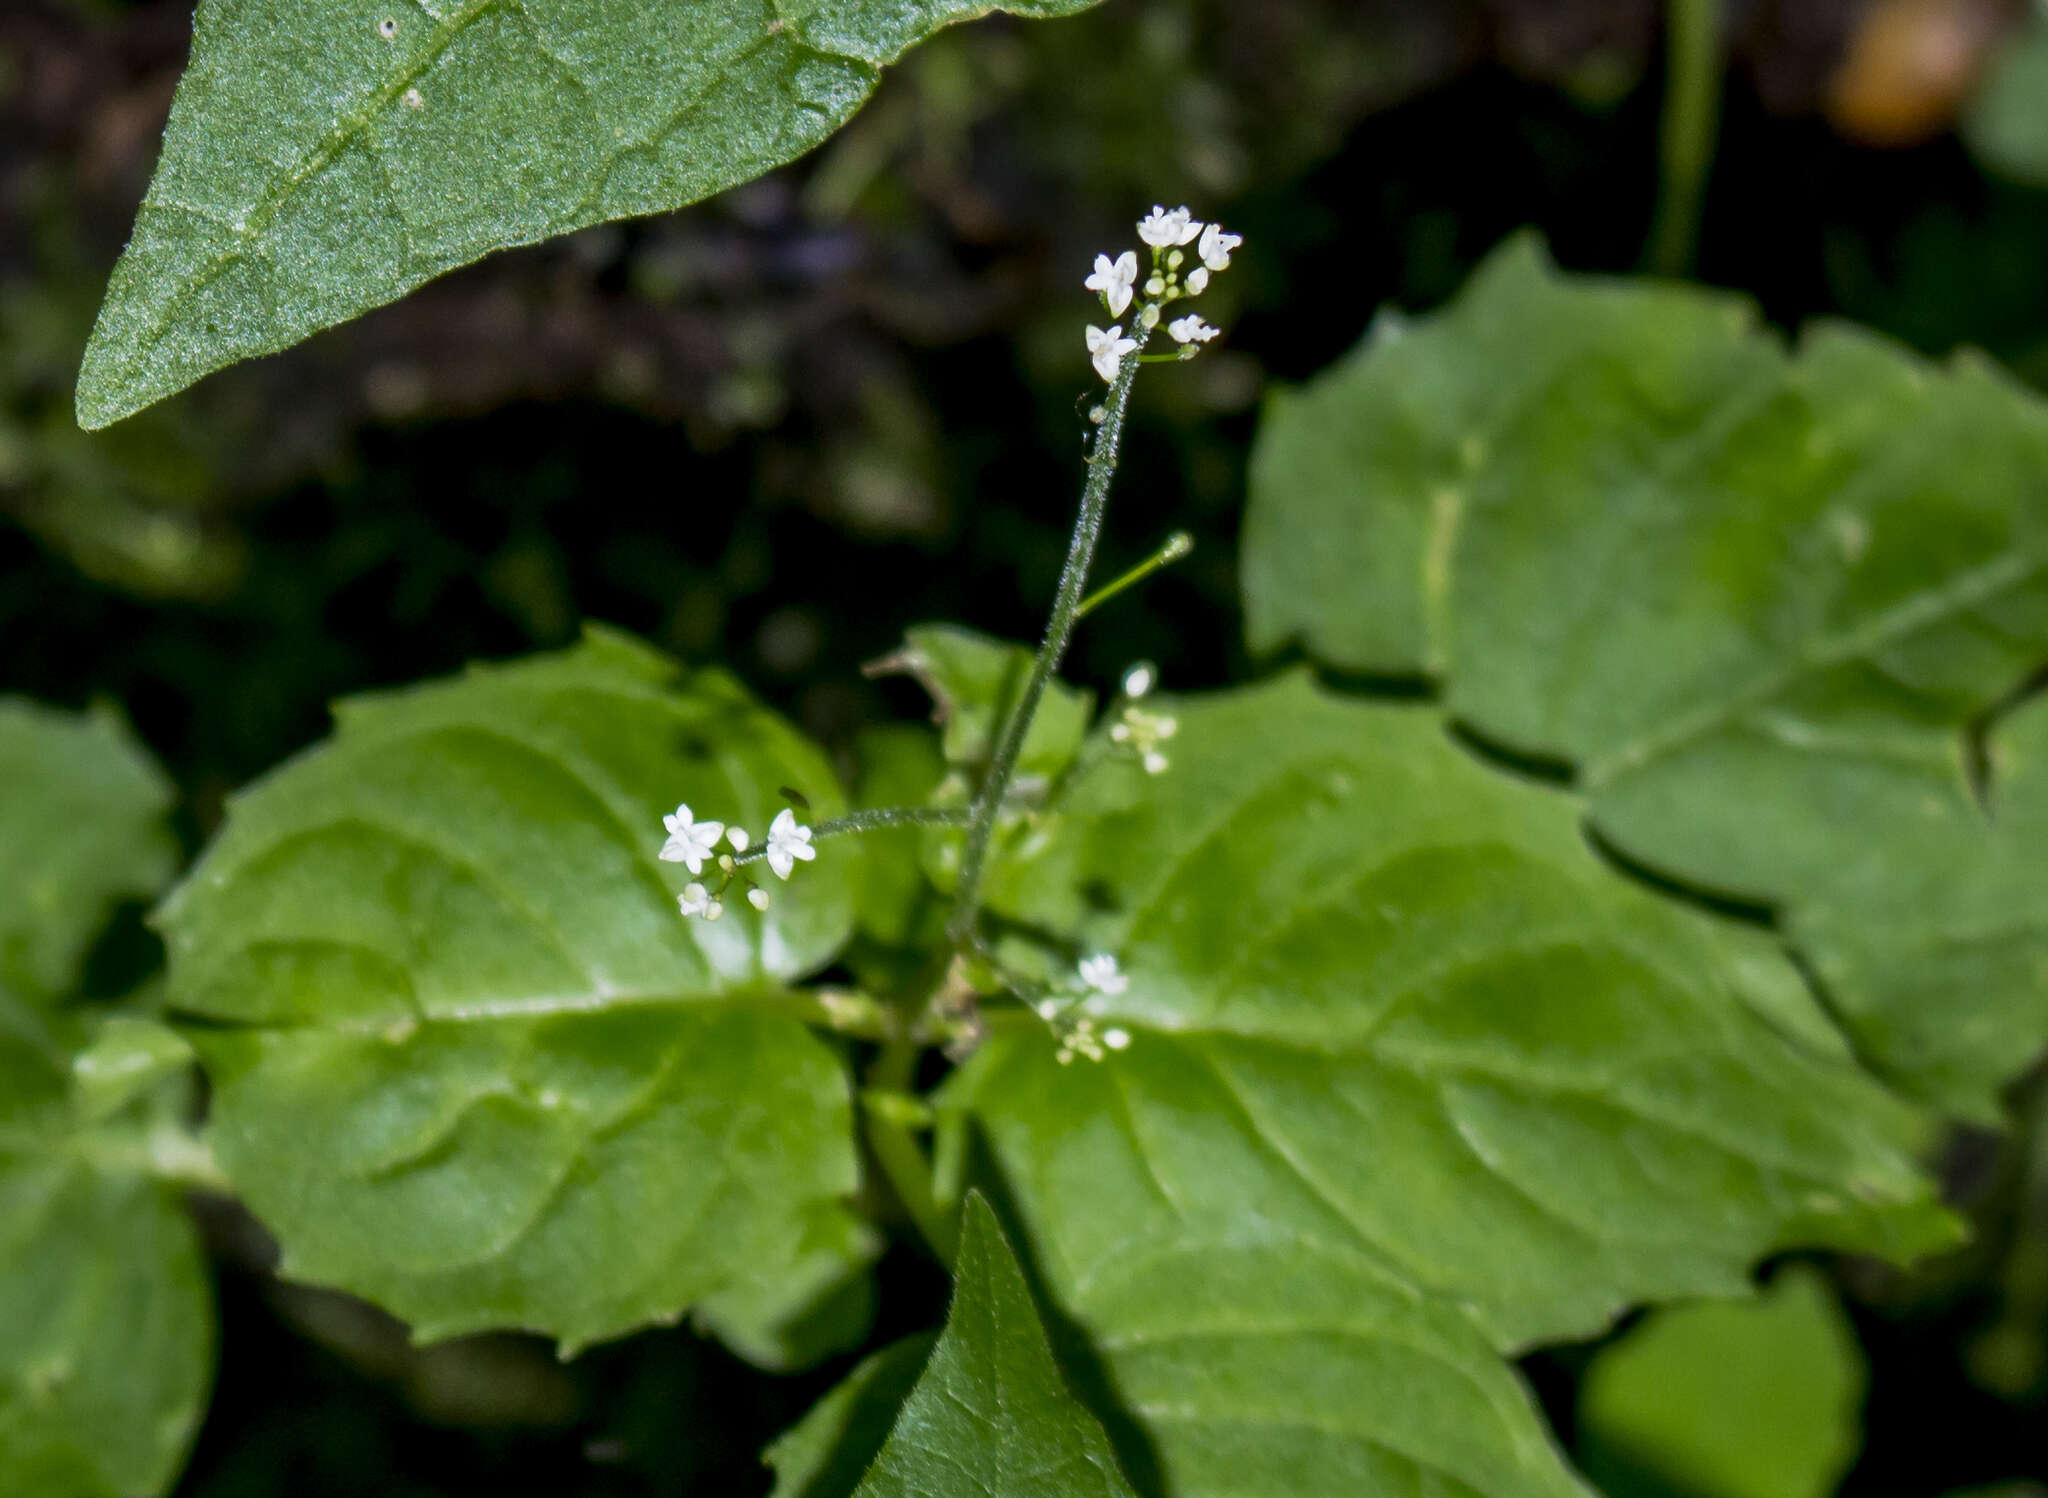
76 0 1103 428
946 673 1954 1497
160 626 868 1354
765 1333 934 1498
0 997 213 1498
0 700 178 1009
874 625 1095 784
851 1194 1137 1498
848 724 949 952
1241 235 2048 1119
1965 15 2048 189
1577 1266 1865 1498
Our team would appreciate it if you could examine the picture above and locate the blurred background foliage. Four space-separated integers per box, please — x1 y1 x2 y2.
10 0 2048 1492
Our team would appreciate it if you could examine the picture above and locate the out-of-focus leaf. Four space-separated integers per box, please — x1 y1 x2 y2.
1242 235 2048 1119
160 627 868 1355
947 672 1954 1497
764 1334 934 1498
848 724 948 951
71 1015 197 1123
75 0 1105 427
871 625 1094 783
1966 15 2048 189
1577 1266 1865 1498
851 1195 1136 1498
0 701 178 1009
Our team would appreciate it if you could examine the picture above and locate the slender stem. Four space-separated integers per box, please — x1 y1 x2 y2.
728 806 972 870
1648 0 1723 277
862 1035 954 1265
947 330 1150 946
1077 529 1192 620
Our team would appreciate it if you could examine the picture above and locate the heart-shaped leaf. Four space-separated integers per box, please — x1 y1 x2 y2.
160 627 871 1354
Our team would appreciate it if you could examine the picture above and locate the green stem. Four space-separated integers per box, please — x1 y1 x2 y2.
728 806 971 870
1648 0 1723 277
947 330 1150 946
862 1036 954 1265
1078 530 1192 620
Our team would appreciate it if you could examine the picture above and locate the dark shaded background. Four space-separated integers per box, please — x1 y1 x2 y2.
9 0 2048 1492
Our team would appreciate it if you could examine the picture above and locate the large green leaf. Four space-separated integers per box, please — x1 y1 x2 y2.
1242 236 2048 1119
1576 1265 1865 1498
0 701 178 1008
851 1195 1137 1498
943 673 1953 1497
75 0 1101 427
160 627 870 1353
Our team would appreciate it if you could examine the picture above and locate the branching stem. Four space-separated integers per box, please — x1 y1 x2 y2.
946 331 1149 947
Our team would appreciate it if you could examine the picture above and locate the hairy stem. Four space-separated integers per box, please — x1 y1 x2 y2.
946 334 1148 946
1648 0 1723 277
728 805 972 870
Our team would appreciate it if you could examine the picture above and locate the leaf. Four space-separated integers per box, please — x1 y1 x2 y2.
848 724 949 952
872 625 1095 783
764 1334 935 1498
1965 15 2048 189
0 700 178 1009
75 0 1104 428
851 1194 1137 1498
945 673 1954 1497
159 626 869 1354
1576 1266 1865 1498
0 999 213 1498
1241 235 2048 1119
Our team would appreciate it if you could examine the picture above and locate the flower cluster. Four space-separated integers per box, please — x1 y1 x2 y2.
1084 204 1241 383
660 804 815 921
1034 953 1134 1064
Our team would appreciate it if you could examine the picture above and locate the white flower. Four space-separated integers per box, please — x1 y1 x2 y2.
1184 265 1210 296
1168 314 1219 344
726 826 750 852
703 899 724 921
1084 251 1138 317
1103 1027 1132 1051
747 886 771 912
1197 221 1241 271
765 807 817 880
1085 324 1138 383
1137 204 1202 248
678 882 712 917
1143 750 1170 775
1078 953 1129 995
660 804 725 874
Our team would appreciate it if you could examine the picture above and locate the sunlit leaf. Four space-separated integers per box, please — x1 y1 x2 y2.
1966 15 2048 190
947 672 1954 1497
1242 235 2048 1118
160 627 869 1354
76 0 1103 427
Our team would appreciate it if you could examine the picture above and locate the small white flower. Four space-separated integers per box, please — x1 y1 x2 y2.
1184 265 1210 296
1168 314 1219 344
703 899 724 921
1122 662 1155 698
765 807 817 881
1085 324 1138 383
1137 204 1202 248
1143 750 1170 775
660 804 725 874
1084 251 1138 317
678 882 712 917
1079 953 1129 995
1103 1027 1132 1051
1197 221 1241 271
747 886 771 912
727 827 750 852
